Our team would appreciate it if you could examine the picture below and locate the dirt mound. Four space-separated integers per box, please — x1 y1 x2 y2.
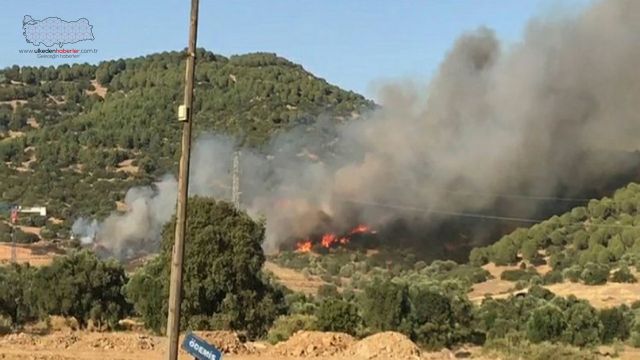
350 332 421 359
270 330 355 357
71 333 156 351
190 331 256 355
39 333 80 349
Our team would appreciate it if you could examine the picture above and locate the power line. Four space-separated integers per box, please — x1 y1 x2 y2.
343 199 544 223
342 198 640 229
433 189 592 202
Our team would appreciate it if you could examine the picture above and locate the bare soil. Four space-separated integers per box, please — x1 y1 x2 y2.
0 241 62 267
0 330 491 360
86 80 107 98
116 159 139 174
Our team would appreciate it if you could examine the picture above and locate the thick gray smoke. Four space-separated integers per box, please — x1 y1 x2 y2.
74 0 640 257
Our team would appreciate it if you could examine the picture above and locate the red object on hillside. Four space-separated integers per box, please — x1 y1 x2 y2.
10 208 18 224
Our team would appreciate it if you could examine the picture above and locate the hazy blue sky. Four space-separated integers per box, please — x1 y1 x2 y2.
2 0 593 98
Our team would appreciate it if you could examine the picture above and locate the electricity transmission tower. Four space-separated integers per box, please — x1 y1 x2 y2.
232 150 241 209
10 207 17 263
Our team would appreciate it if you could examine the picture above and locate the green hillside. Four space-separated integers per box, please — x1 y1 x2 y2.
470 182 640 285
0 50 373 232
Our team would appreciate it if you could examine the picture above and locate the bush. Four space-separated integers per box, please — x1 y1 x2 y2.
580 263 609 285
631 331 640 348
317 284 339 298
598 306 632 343
610 266 637 283
542 271 564 285
267 314 317 344
485 332 599 360
526 305 566 343
561 302 603 347
359 279 410 332
501 269 538 282
0 264 37 327
16 231 39 244
407 287 456 349
563 266 582 283
316 298 361 335
469 248 489 266
30 250 130 329
490 238 519 265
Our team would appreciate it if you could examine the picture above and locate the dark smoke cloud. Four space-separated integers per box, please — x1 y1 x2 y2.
74 0 640 258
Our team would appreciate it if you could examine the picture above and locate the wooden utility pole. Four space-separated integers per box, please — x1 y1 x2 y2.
166 0 199 359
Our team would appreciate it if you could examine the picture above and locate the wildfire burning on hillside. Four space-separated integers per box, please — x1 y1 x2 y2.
295 224 376 253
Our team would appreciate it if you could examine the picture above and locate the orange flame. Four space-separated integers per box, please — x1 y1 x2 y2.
350 224 371 235
321 233 337 248
294 224 376 252
295 240 312 253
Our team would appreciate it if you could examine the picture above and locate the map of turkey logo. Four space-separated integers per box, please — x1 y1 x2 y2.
22 15 94 48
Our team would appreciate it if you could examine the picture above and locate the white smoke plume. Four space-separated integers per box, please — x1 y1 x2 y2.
74 0 640 258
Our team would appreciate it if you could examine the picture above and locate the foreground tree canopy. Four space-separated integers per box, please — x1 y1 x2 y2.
125 197 286 337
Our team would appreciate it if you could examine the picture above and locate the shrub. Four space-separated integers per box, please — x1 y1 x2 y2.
316 298 361 335
542 270 563 285
610 266 637 283
338 264 354 277
580 263 609 285
267 314 317 344
359 279 410 332
469 248 489 266
631 331 640 348
317 284 339 298
563 266 582 283
0 264 37 327
501 269 538 282
490 238 519 266
407 287 456 349
521 239 539 262
599 306 632 343
526 305 566 343
31 250 130 329
561 302 603 347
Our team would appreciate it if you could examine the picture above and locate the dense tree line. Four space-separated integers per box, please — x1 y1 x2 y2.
0 250 130 330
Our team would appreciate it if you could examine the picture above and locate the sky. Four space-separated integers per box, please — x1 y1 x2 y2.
1 0 594 99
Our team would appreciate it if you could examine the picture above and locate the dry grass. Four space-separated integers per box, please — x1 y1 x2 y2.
116 159 139 174
86 79 108 98
263 261 326 295
545 281 640 308
0 242 63 267
471 262 640 308
26 117 40 128
0 100 28 110
469 278 515 303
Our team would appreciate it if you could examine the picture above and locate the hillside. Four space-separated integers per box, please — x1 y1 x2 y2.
470 182 640 280
0 50 373 233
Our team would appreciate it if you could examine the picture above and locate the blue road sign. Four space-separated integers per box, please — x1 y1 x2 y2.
181 332 223 360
